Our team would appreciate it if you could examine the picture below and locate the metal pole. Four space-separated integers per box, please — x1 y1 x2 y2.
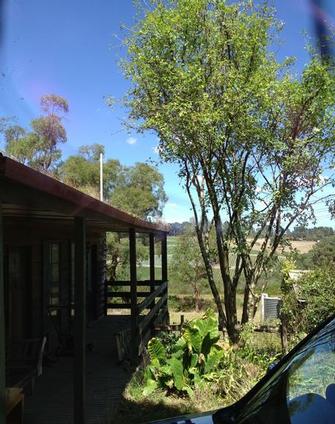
99 153 103 202
0 201 5 424
74 217 87 424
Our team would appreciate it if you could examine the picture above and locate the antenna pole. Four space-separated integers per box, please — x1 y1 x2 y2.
99 152 103 201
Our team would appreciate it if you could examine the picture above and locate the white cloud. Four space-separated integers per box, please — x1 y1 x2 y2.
153 145 160 154
126 137 137 145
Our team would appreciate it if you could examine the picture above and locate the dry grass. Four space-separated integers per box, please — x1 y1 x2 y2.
251 238 316 254
288 240 316 254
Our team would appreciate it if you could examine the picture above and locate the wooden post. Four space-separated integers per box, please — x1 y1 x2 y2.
74 217 87 424
129 228 138 360
0 202 5 424
149 233 155 300
161 233 169 325
161 233 168 282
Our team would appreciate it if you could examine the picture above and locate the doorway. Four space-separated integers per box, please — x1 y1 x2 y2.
5 246 32 342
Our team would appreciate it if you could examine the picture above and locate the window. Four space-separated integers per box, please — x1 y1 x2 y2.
287 329 335 424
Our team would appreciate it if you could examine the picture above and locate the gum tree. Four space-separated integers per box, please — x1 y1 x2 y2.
5 94 69 172
122 0 335 343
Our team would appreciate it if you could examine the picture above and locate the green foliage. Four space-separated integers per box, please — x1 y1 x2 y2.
169 230 208 310
281 266 335 346
110 162 167 219
143 310 224 396
60 146 124 199
4 94 68 172
106 232 150 282
122 0 335 342
238 322 281 368
60 148 167 219
168 221 194 236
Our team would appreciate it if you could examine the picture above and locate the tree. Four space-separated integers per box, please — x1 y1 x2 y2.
122 0 335 343
59 144 124 198
60 145 167 218
110 162 167 219
288 225 334 241
170 229 207 311
5 94 69 172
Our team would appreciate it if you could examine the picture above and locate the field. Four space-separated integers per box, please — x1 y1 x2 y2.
252 238 316 254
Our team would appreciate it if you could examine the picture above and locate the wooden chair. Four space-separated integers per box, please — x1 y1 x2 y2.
6 336 47 394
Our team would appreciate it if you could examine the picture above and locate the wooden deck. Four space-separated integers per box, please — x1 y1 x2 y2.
24 316 134 424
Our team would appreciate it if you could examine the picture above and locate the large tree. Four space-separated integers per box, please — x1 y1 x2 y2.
59 144 124 199
122 0 335 343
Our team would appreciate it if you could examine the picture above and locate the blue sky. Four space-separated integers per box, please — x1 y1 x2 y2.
0 0 333 225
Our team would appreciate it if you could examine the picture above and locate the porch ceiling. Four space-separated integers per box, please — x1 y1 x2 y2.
0 154 168 235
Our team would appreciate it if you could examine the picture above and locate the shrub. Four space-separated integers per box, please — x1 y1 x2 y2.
281 265 335 347
143 310 224 396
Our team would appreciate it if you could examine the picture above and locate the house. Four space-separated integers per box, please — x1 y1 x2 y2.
0 153 169 423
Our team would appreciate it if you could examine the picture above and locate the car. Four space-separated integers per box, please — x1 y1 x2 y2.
151 314 335 424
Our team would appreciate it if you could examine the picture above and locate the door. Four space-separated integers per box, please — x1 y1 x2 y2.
6 247 31 341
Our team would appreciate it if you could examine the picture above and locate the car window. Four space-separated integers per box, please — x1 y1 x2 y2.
287 328 335 424
219 318 335 424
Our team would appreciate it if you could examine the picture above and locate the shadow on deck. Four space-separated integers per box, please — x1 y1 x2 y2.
24 316 135 424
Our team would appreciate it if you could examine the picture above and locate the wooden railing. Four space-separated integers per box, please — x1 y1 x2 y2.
105 279 168 357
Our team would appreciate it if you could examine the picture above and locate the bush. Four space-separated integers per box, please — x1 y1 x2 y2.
143 310 224 396
281 266 335 346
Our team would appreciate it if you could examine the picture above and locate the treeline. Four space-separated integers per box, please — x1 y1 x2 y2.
170 222 335 242
286 226 334 241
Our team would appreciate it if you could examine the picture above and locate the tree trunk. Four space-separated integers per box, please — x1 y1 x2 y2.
241 284 250 325
280 319 288 355
194 285 200 312
214 217 239 343
224 283 239 344
195 228 227 332
242 273 260 325
109 252 119 282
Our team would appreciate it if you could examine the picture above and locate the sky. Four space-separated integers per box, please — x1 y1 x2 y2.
0 0 334 226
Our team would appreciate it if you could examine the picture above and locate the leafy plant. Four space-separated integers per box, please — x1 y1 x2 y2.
143 310 225 396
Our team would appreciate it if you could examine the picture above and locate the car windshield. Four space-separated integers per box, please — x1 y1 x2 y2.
229 317 335 424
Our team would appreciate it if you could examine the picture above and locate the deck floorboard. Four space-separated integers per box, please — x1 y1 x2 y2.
24 316 134 424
